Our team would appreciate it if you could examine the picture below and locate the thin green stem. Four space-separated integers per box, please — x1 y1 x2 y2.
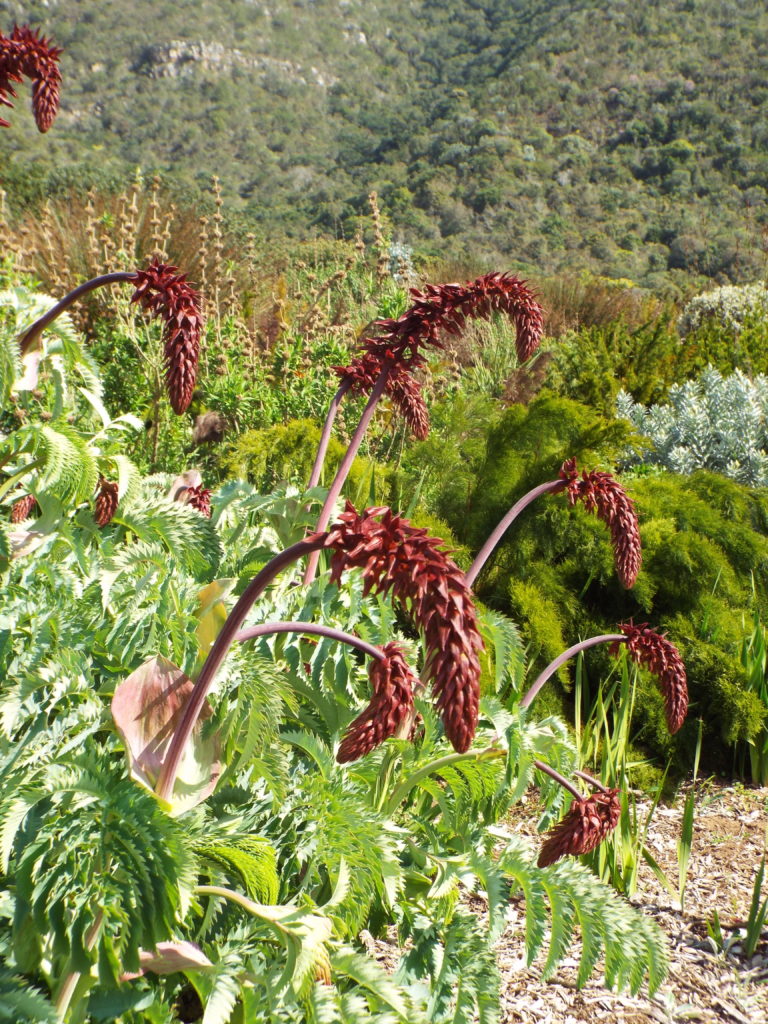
385 747 504 817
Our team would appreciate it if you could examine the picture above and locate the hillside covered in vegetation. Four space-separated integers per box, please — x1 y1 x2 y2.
1 0 767 288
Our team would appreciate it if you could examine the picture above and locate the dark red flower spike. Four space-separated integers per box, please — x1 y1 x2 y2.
337 642 417 763
0 25 62 132
613 623 688 733
559 458 642 588
322 503 483 753
130 262 203 415
538 787 621 868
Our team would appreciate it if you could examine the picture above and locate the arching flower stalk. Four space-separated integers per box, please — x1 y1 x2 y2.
520 624 688 734
0 24 62 132
17 261 203 414
559 458 642 588
305 273 544 583
156 502 483 799
465 458 641 588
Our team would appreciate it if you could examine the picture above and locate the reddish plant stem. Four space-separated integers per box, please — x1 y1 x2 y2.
18 272 137 355
236 620 384 663
573 768 611 794
156 537 325 800
520 634 626 710
464 478 567 587
303 364 391 585
532 759 583 802
307 381 352 490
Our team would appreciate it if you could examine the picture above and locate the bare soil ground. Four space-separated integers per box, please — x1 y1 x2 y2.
496 782 768 1023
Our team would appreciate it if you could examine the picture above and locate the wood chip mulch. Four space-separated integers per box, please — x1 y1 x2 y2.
494 782 768 1023
364 782 768 1022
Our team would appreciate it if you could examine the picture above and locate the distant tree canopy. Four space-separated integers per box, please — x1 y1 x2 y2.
1 0 767 286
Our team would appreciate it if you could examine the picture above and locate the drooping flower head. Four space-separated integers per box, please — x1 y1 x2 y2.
613 623 688 733
335 350 430 440
538 787 621 868
333 274 543 441
321 503 483 753
94 477 119 527
0 25 62 132
559 458 642 588
130 262 204 415
337 642 417 763
10 493 37 523
184 484 212 518
364 272 544 369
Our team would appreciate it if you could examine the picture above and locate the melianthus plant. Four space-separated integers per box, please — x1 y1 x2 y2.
2 263 690 1023
1 29 688 1022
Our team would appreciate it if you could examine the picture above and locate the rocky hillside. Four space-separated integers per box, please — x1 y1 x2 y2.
1 0 767 287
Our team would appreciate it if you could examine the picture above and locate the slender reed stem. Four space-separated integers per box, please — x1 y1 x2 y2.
236 620 384 662
307 381 351 490
465 478 567 587
303 364 391 585
156 537 325 800
520 634 625 710
532 759 584 802
18 272 136 355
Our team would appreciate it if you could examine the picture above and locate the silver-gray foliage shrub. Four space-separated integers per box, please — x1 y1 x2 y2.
677 282 768 338
617 366 768 486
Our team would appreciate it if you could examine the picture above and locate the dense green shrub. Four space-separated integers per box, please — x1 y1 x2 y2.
447 399 768 768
